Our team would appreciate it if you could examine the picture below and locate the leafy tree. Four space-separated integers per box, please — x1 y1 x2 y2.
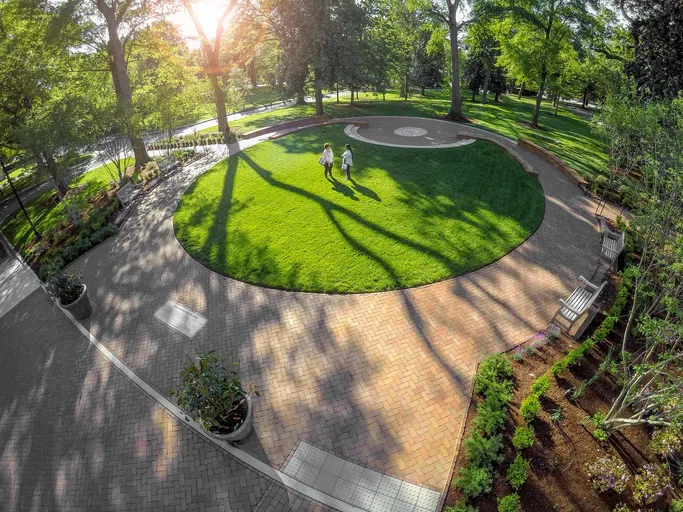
411 27 447 95
463 51 485 101
412 0 472 118
593 97 683 433
494 0 598 126
183 0 238 132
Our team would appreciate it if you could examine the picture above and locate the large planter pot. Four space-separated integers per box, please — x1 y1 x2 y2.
205 394 254 442
59 284 93 320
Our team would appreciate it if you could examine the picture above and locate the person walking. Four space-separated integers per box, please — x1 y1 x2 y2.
319 143 334 179
341 144 354 180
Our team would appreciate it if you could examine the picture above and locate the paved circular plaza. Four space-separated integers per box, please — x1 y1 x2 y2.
67 116 602 496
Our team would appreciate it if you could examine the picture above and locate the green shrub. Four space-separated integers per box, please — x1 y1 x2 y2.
474 354 514 397
512 350 524 363
506 454 530 489
497 493 521 512
530 374 550 397
520 395 540 423
444 502 478 512
464 432 504 469
670 499 683 512
45 271 84 305
473 394 508 435
550 360 567 377
512 425 535 450
454 465 493 499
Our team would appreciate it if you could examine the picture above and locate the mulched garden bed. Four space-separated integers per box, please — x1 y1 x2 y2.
444 276 680 511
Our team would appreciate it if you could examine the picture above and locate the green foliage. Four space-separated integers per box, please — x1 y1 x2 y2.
632 463 671 506
45 271 83 305
520 395 540 423
474 354 514 397
171 352 252 433
530 374 550 397
497 493 521 512
512 425 535 450
473 393 509 435
512 350 524 363
464 432 504 469
649 426 683 459
506 455 529 490
454 465 493 499
550 276 631 377
148 131 238 151
444 502 478 512
670 499 683 512
549 407 564 425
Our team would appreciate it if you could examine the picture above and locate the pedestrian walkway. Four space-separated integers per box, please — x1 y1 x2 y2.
0 287 333 511
64 116 606 496
0 239 40 318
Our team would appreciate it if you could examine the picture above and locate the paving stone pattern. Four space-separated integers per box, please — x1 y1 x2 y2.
67 119 606 490
283 442 440 512
0 289 332 511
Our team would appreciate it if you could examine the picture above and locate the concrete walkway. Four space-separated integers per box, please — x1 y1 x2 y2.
64 116 607 495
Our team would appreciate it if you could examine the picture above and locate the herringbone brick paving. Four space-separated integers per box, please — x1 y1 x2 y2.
0 289 332 511
66 119 606 491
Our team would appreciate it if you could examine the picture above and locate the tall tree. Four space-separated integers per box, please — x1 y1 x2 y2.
183 0 237 132
414 0 471 118
494 0 598 127
89 0 154 164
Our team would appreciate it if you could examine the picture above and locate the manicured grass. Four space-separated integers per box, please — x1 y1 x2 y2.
198 90 606 180
2 159 132 254
174 125 544 293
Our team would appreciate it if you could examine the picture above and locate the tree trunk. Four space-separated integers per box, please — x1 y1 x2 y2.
296 88 307 105
101 9 151 165
421 85 425 95
471 89 476 101
482 66 491 104
582 88 588 108
404 75 409 100
208 73 230 133
494 91 500 102
531 67 547 127
41 154 68 194
518 81 525 99
554 95 560 115
447 16 463 118
248 59 257 88
314 68 324 116
350 87 355 104
382 90 386 100
336 83 339 103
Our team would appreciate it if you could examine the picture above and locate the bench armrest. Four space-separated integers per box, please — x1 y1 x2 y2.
579 276 600 291
558 298 582 316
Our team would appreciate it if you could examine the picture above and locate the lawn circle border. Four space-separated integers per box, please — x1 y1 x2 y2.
172 116 548 296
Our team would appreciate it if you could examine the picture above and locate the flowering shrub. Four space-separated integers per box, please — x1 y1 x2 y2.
545 324 561 340
632 463 670 506
649 426 683 459
585 455 630 493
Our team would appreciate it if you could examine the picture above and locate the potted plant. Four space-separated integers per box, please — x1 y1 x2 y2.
46 271 92 319
172 352 258 442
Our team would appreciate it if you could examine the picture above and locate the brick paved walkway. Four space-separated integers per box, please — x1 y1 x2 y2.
0 288 333 511
65 117 606 492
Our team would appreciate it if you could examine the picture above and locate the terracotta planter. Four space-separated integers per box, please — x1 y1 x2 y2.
205 395 254 442
59 284 93 320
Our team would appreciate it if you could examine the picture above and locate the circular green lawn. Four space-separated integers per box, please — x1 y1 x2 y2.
174 125 544 293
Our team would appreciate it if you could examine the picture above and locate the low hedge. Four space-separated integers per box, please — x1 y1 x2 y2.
148 131 238 150
454 354 515 502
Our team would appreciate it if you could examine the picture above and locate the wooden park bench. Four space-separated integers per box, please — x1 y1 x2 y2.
600 227 625 269
115 181 141 207
158 155 178 174
552 276 607 338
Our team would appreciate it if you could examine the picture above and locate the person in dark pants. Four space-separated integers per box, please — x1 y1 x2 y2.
341 144 354 180
319 143 334 179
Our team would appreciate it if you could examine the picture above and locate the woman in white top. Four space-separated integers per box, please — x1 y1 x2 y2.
320 143 334 179
341 144 354 180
